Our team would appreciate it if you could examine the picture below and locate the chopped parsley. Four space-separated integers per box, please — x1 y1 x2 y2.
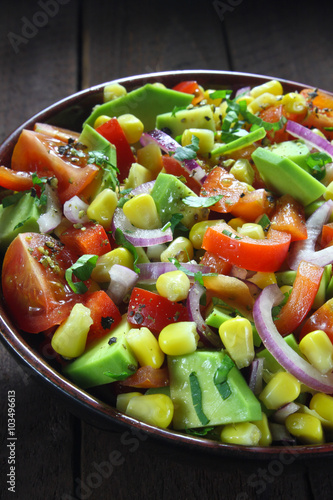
88 148 119 191
306 151 332 181
189 372 210 426
173 135 200 161
65 254 98 294
222 229 242 240
214 355 235 400
183 194 223 208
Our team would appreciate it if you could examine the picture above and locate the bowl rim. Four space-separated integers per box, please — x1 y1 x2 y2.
1 69 333 460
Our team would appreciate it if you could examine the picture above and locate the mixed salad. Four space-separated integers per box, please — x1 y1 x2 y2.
2 77 333 447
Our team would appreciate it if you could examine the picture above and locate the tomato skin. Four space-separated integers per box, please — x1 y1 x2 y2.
172 81 204 105
301 88 333 141
127 287 189 335
274 261 324 337
119 365 169 388
270 194 307 242
161 155 202 195
200 167 250 213
300 298 333 343
200 251 232 275
84 290 122 344
259 105 306 144
231 188 276 222
202 222 291 273
59 222 112 257
2 233 81 333
0 167 34 191
320 223 333 248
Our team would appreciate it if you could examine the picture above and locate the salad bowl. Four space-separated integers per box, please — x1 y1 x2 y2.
1 70 333 460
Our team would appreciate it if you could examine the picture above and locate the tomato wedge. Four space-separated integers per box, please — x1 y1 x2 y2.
200 251 232 275
202 222 291 272
231 188 276 222
172 81 204 105
200 167 250 213
2 233 81 333
0 166 33 191
274 260 324 336
300 298 333 343
270 194 307 242
119 365 169 388
301 88 333 141
161 155 202 195
320 223 333 248
84 290 122 344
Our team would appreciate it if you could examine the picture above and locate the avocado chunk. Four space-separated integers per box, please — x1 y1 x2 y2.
269 140 310 172
156 104 215 138
84 84 193 131
0 192 40 253
252 147 326 206
150 172 209 228
257 333 301 374
63 316 138 389
168 350 262 430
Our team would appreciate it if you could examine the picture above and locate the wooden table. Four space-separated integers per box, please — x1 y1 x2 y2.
1 1 333 498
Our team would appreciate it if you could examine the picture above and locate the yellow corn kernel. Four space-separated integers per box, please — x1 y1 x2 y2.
280 284 293 295
237 223 265 240
324 181 333 201
117 114 144 144
250 80 283 98
213 101 229 127
126 327 165 369
137 143 163 176
181 128 215 155
103 83 127 102
160 237 194 263
158 322 199 356
259 372 301 410
252 413 272 446
247 92 280 115
156 270 190 302
285 412 324 445
116 392 143 413
218 317 254 369
124 162 154 189
230 159 255 185
189 219 225 249
236 94 254 106
51 303 93 358
248 272 277 289
228 217 246 231
125 393 174 428
220 422 261 446
151 82 166 89
281 92 307 115
91 248 134 282
123 193 161 230
310 393 333 422
299 330 333 374
87 188 118 228
93 114 111 129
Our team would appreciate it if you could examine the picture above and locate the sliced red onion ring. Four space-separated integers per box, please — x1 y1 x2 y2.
63 195 89 224
131 181 156 196
286 120 333 157
37 184 62 233
187 281 221 347
107 264 138 305
230 265 248 280
112 207 173 247
273 402 300 424
137 262 211 281
288 199 333 270
248 357 264 395
253 284 333 393
235 86 251 98
270 422 296 444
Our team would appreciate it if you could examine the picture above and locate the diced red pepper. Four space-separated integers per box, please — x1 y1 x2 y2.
119 365 169 388
172 80 204 105
200 167 250 213
84 290 122 344
231 188 276 222
200 251 232 275
161 155 202 195
0 166 34 191
270 194 308 242
300 298 333 343
59 221 111 257
320 223 333 248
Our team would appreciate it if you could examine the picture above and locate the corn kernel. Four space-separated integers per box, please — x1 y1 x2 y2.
123 193 161 230
299 330 333 374
236 94 254 106
237 223 265 240
220 422 261 446
158 322 199 356
324 181 333 201
259 372 301 410
151 82 166 89
310 393 333 422
281 92 307 115
279 284 293 295
248 272 277 289
250 80 283 98
117 114 144 144
93 115 111 129
124 163 154 189
91 248 134 282
87 188 118 228
103 83 127 102
189 219 225 249
160 237 194 263
156 270 190 302
51 303 93 358
125 393 174 428
137 143 163 176
252 413 272 446
228 217 246 231
116 392 143 413
126 327 165 368
218 316 254 369
285 412 324 445
181 128 215 155
213 101 228 128
247 93 280 115
230 159 255 185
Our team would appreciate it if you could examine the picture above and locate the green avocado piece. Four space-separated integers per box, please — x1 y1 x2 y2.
0 192 40 253
156 104 215 138
269 140 310 172
168 350 262 430
257 333 301 374
251 147 326 206
63 316 138 389
84 84 193 131
150 172 209 228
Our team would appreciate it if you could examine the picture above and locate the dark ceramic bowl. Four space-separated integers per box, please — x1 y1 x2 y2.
1 70 332 460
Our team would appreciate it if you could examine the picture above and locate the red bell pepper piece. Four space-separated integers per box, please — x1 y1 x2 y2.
119 365 169 388
59 221 111 257
84 290 122 344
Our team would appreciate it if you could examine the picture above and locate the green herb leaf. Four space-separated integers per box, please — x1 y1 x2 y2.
209 89 233 100
214 355 235 400
65 254 98 294
169 257 217 284
257 214 271 230
103 371 133 380
222 229 242 240
183 195 223 208
306 151 332 181
173 135 200 161
115 228 140 273
171 105 188 117
88 148 119 191
189 372 210 426
32 173 48 208
14 216 31 230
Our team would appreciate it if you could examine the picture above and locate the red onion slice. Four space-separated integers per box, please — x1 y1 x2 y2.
288 199 333 270
107 264 138 305
253 284 333 393
131 181 156 196
37 184 62 233
112 208 173 247
63 195 89 224
273 402 300 424
187 281 221 347
248 357 264 395
286 120 333 157
137 262 211 281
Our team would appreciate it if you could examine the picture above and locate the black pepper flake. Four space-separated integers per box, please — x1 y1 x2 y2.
204 116 211 121
128 364 137 372
240 193 245 198
134 312 144 324
101 316 114 330
108 337 117 345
